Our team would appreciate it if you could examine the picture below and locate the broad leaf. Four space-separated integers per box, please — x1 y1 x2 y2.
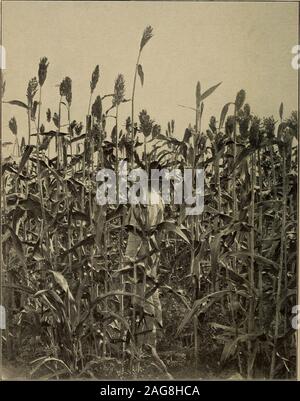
199 82 222 103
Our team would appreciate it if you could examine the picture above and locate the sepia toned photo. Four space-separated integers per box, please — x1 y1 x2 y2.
0 0 299 381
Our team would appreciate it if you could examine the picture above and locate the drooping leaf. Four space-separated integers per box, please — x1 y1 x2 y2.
158 221 190 244
221 333 263 363
227 251 279 270
61 235 95 258
137 64 144 86
50 271 75 303
176 290 231 336
4 100 29 110
4 225 26 266
18 145 34 174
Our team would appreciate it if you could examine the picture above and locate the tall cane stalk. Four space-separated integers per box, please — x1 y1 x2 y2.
130 27 153 367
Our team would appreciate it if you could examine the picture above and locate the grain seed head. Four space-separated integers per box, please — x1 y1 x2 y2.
113 74 125 106
90 65 100 93
9 116 17 135
38 57 49 87
140 26 153 51
27 77 38 104
235 89 246 111
92 95 102 122
60 76 72 105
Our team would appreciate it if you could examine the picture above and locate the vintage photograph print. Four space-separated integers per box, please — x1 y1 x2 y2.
0 0 299 380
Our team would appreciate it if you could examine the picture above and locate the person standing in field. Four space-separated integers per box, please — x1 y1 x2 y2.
124 177 164 348
123 169 173 377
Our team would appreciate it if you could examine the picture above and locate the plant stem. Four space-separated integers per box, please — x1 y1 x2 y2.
247 152 256 378
131 51 141 168
270 145 287 378
131 50 141 369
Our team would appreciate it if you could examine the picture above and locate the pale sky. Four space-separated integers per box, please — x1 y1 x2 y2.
1 1 298 145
